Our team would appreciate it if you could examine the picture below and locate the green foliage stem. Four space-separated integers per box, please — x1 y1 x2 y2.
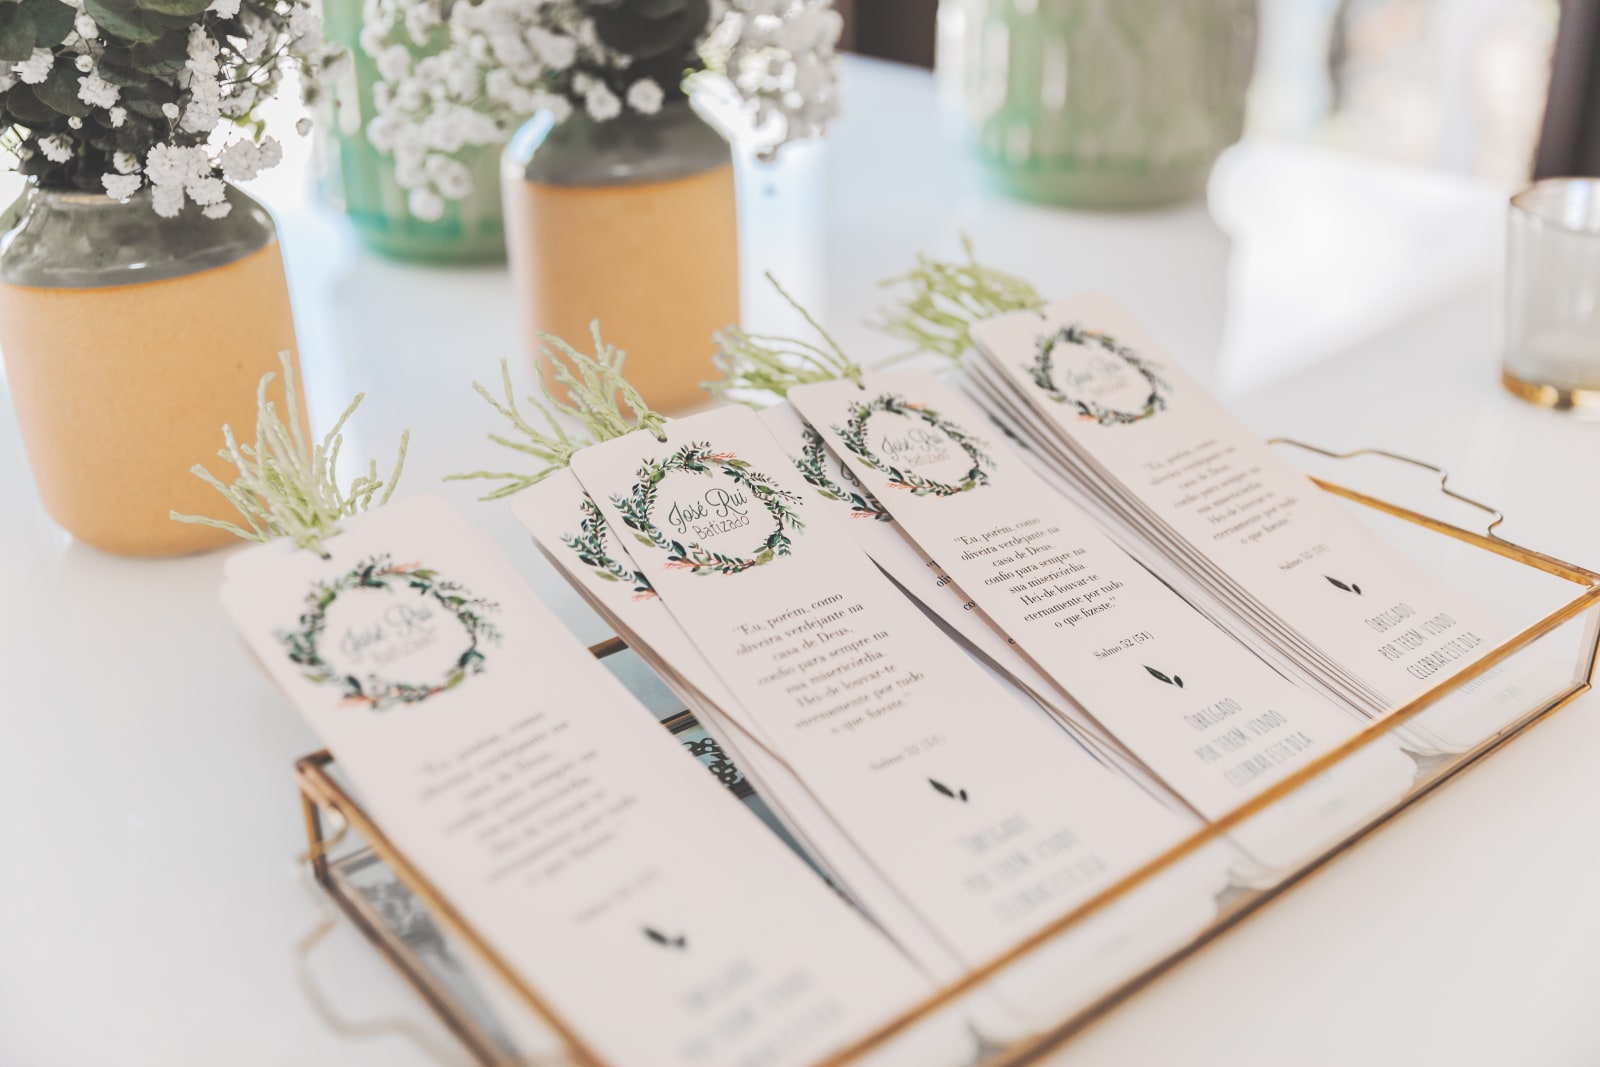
873 234 1045 365
169 351 408 555
447 321 666 500
705 272 862 404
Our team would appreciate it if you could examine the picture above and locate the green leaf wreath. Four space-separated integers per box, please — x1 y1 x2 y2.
1027 324 1171 426
791 424 893 522
834 393 994 497
277 553 501 710
612 442 805 576
560 496 656 599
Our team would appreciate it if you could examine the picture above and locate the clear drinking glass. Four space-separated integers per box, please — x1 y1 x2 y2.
1504 178 1600 410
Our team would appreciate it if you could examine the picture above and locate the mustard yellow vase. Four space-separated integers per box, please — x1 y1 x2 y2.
0 182 306 556
503 101 739 414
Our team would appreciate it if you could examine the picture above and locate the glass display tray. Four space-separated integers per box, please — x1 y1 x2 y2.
294 444 1600 1067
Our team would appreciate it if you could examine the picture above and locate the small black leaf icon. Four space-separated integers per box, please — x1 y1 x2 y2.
929 778 969 802
1144 666 1180 686
643 926 687 950
1325 576 1362 595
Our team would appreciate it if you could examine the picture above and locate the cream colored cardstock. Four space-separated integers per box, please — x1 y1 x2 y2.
220 496 950 1067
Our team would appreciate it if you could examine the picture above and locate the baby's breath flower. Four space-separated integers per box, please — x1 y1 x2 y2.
360 0 840 215
218 139 262 181
151 182 184 217
705 0 843 158
38 134 72 162
17 49 54 85
626 78 663 115
376 44 410 82
288 6 321 47
3 0 336 209
102 172 142 199
583 80 620 121
187 174 226 206
77 72 119 108
407 186 444 220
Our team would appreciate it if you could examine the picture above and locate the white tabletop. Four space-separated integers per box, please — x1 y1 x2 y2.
4 57 1599 1067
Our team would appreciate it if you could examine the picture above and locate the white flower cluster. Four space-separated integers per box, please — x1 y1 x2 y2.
361 0 841 217
0 0 342 218
360 0 627 218
706 0 842 159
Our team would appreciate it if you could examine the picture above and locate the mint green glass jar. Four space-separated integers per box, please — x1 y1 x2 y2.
319 0 505 263
938 0 1258 208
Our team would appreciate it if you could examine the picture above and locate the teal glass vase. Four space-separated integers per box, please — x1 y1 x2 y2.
938 0 1259 208
319 0 505 263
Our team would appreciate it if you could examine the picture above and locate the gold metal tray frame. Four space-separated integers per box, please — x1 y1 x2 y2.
295 452 1600 1067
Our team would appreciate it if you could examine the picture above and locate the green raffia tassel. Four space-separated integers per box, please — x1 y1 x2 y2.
448 322 666 500
706 273 863 404
874 235 1045 365
170 352 409 555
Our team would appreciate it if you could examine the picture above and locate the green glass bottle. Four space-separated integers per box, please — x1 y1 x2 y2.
319 0 506 263
939 0 1258 208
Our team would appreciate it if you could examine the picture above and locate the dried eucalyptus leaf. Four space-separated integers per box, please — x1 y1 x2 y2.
20 0 72 47
33 65 90 117
82 0 166 42
138 0 210 16
130 30 189 77
0 4 37 62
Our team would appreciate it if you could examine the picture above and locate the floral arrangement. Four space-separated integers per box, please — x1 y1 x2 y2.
359 0 842 218
0 0 342 216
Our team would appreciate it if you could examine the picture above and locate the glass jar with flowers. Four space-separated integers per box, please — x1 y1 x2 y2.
0 0 340 556
317 0 506 263
360 0 842 413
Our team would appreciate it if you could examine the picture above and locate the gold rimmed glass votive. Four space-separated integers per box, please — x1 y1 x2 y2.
1504 178 1600 410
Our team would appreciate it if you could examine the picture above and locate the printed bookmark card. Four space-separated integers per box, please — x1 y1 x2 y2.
789 371 1417 869
754 402 1082 735
220 496 964 1067
508 469 979 986
567 407 1216 967
755 401 1204 806
971 296 1500 716
508 466 1227 1039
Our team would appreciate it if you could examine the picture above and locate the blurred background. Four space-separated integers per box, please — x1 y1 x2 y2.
843 0 1591 190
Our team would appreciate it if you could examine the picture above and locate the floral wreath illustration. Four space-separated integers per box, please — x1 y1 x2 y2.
613 443 806 576
835 393 994 497
561 497 657 599
791 425 895 522
1027 324 1171 426
278 554 502 710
